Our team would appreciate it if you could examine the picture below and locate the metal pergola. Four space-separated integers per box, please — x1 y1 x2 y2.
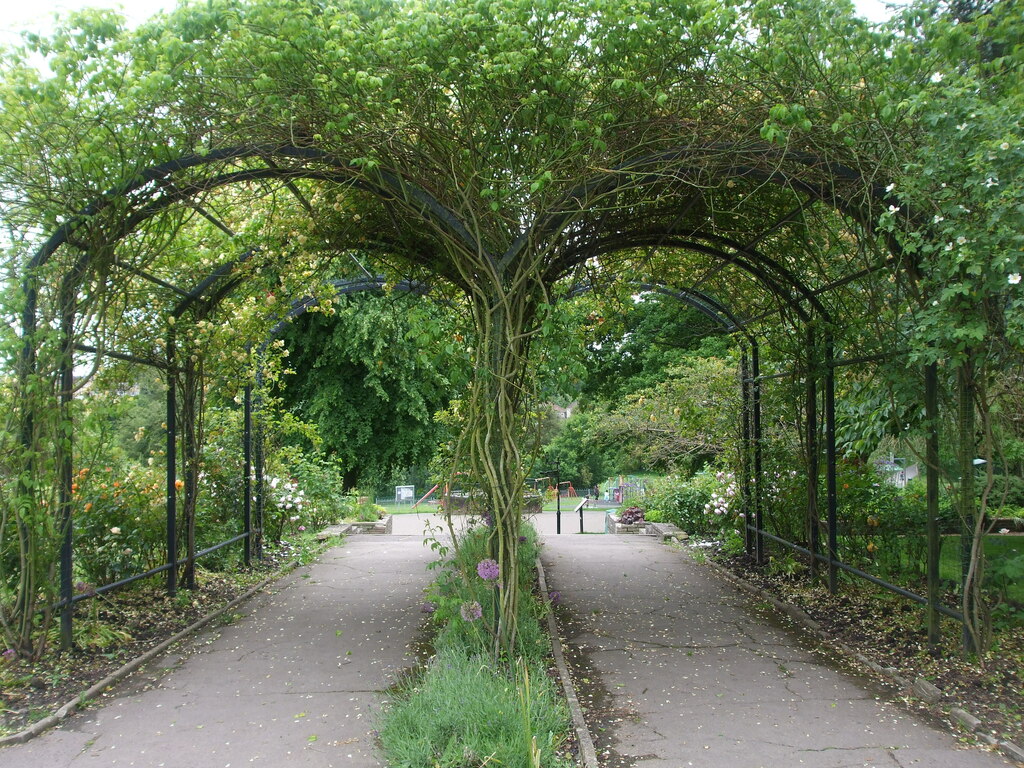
13 140 962 652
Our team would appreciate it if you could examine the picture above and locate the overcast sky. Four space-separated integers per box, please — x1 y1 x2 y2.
1 0 904 48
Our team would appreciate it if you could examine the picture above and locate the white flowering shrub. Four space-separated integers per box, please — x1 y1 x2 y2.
266 476 309 540
703 470 738 519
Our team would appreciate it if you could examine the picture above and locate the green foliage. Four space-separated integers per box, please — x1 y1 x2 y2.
580 294 732 405
380 521 569 767
565 355 740 477
988 551 1024 628
645 469 740 537
643 508 667 523
277 292 461 490
379 649 570 768
345 499 384 523
540 412 615 488
987 474 1024 509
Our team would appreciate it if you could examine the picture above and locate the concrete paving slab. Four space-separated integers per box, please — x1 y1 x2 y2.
0 536 435 768
542 533 1014 768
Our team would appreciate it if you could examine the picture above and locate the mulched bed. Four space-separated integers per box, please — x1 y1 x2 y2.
717 550 1024 749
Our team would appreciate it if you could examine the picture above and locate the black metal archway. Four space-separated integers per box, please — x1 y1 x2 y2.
16 139 955 654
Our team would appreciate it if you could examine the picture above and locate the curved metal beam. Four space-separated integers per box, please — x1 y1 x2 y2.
582 234 812 323
27 144 485 274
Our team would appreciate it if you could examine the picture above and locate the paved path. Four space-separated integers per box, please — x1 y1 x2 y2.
541 534 1014 768
5 514 1011 768
0 536 434 768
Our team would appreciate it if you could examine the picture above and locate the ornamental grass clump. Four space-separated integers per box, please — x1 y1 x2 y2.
379 521 571 767
379 648 569 768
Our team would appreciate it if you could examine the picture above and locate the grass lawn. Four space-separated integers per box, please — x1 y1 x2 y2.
374 501 433 515
540 499 591 513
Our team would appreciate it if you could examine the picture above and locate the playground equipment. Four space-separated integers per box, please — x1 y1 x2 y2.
412 484 439 509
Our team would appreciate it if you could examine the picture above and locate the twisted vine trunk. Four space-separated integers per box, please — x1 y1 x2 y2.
463 280 541 655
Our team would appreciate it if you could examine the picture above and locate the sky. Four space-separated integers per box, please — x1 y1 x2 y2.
1 0 904 48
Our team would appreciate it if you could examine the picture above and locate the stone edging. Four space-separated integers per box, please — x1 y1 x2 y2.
0 562 301 748
694 549 1024 766
536 556 599 768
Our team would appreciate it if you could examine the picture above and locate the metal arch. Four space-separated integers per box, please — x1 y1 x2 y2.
260 276 430 348
21 139 895 326
77 165 461 316
24 144 486 275
566 275 753 342
636 284 754 344
244 275 432 560
563 276 766 569
581 233 812 323
18 147 477 397
537 142 888 232
14 138 915 649
553 221 835 324
524 142 903 321
566 280 738 333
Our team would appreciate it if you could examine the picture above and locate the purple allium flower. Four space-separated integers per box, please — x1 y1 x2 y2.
548 590 561 606
518 535 527 543
477 558 500 581
460 601 483 622
420 601 436 614
298 525 306 531
1 648 16 662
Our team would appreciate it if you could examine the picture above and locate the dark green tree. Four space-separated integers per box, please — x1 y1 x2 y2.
580 294 731 405
277 292 463 490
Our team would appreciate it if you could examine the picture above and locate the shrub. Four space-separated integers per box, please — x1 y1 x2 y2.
643 469 744 538
645 475 712 534
618 506 645 525
346 498 385 522
981 474 1024 510
74 464 166 585
644 508 666 523
290 455 353 527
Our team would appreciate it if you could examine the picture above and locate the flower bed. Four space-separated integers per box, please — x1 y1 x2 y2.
378 521 572 767
605 505 650 534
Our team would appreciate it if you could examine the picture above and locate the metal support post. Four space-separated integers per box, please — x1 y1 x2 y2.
924 362 941 647
958 360 977 653
752 344 764 565
806 328 819 581
555 465 561 535
165 331 178 597
58 302 75 650
824 337 838 594
243 384 252 567
741 349 753 556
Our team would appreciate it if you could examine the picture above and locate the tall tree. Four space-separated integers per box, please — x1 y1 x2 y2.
277 291 462 490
